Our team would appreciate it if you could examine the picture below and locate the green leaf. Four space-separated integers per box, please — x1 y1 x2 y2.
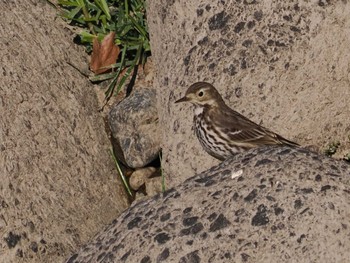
66 6 83 20
128 15 147 38
79 31 95 43
94 0 111 20
58 0 80 7
76 0 85 7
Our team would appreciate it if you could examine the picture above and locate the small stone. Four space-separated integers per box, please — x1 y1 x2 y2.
134 192 147 202
145 177 163 197
129 167 157 191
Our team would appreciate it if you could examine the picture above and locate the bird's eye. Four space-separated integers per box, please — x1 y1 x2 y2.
198 91 204 97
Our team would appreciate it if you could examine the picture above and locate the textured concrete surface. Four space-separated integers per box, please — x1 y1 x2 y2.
0 1 128 262
66 146 350 263
147 0 350 187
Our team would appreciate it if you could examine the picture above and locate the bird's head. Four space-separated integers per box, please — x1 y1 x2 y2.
175 82 224 107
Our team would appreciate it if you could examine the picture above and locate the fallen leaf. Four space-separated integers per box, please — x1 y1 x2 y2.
90 32 120 74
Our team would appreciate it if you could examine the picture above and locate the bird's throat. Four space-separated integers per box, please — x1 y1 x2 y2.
194 106 204 116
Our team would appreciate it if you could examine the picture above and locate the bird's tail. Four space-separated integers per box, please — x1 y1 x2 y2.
276 134 299 147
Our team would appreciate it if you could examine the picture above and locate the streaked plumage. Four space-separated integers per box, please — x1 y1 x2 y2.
175 82 299 160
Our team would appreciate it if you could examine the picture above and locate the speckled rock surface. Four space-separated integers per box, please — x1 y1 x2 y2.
147 0 350 187
66 147 350 263
109 88 160 168
0 1 128 262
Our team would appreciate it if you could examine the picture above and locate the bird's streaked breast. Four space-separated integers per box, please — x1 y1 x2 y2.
194 111 243 160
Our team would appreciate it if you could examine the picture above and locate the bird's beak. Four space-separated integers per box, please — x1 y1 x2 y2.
175 96 190 103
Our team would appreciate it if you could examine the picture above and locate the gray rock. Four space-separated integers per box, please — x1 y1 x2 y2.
66 147 350 262
109 88 160 168
147 0 350 187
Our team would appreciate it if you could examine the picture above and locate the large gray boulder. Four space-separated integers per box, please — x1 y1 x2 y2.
147 0 350 187
66 147 350 262
0 2 128 262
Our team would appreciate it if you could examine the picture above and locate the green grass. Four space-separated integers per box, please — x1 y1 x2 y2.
58 0 150 101
110 148 133 197
324 141 340 157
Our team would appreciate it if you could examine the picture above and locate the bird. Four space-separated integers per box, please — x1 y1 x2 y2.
175 82 299 160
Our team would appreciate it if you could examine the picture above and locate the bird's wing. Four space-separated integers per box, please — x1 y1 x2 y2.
212 106 299 147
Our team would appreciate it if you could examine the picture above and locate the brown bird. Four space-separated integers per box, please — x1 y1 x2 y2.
175 82 299 160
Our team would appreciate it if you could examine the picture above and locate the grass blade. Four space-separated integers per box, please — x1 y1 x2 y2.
110 149 132 197
94 0 111 20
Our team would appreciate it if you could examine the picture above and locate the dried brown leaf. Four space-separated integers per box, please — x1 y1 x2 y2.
90 32 120 74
